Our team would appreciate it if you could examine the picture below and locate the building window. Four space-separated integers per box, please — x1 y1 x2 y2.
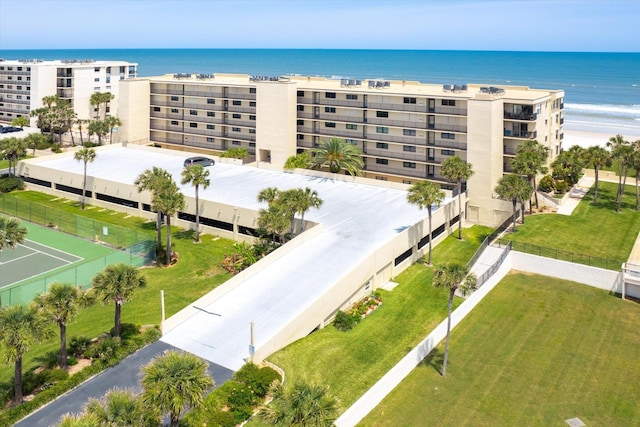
403 145 416 152
441 133 455 140
249 87 256 93
346 124 357 130
250 101 256 107
171 96 179 101
232 113 241 119
376 158 389 165
346 94 358 100
297 90 305 97
207 111 215 117
325 107 336 113
403 179 412 184
153 107 161 112
376 142 389 149
249 142 256 147
325 92 336 98
190 110 197 115
190 123 197 128
376 126 389 134
249 115 256 120
325 122 336 128
249 129 256 134
403 129 416 136
345 139 358 145
232 127 241 132
376 111 389 118
404 97 417 104
297 134 305 140
441 99 456 106
403 162 416 168
442 149 455 156
207 98 215 104
232 100 241 106
375 176 388 181
94 67 100 72
297 119 305 126
297 105 304 111
94 87 100 91
232 140 241 145
94 77 100 82
207 137 214 142
207 124 215 130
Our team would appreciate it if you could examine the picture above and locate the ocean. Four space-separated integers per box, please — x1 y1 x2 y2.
1 49 639 137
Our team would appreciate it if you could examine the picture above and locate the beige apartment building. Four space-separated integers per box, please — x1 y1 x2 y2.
0 58 137 125
120 73 564 226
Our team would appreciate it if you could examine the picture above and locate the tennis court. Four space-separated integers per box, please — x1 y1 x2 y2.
0 239 83 288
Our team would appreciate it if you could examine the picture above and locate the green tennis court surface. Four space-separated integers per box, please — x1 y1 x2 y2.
0 239 83 288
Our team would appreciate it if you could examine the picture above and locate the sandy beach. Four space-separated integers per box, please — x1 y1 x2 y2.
563 128 640 149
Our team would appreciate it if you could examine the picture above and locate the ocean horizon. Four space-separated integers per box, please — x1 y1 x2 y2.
2 48 639 137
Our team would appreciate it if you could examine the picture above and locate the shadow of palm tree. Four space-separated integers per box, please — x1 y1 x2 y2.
421 348 445 375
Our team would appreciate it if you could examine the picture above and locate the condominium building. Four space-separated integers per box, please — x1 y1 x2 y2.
0 58 137 125
120 73 564 226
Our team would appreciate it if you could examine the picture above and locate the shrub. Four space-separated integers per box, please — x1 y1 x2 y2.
69 336 92 357
0 176 24 193
555 180 569 194
226 382 259 410
39 369 69 390
334 310 359 331
284 152 311 170
233 363 281 398
109 323 140 340
86 337 120 363
538 175 555 193
204 409 236 427
220 147 249 159
67 356 78 366
51 143 62 153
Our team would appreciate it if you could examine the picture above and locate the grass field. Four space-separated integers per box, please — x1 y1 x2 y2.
502 181 640 263
360 272 640 426
245 226 492 425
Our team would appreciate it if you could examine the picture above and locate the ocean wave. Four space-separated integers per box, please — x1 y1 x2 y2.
564 103 640 118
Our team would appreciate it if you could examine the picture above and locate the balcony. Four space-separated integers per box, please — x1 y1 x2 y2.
503 146 517 155
504 130 537 139
363 148 427 162
504 112 537 121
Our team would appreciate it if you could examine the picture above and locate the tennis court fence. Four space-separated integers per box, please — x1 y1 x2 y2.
0 194 156 306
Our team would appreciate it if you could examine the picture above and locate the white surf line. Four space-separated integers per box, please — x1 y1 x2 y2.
21 239 83 263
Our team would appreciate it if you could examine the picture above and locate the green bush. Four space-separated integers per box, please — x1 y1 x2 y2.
555 180 569 194
109 323 140 340
333 309 360 331
69 336 92 357
538 175 555 193
233 363 280 398
50 143 62 153
227 382 259 410
86 337 120 362
220 147 249 159
67 356 78 366
204 409 237 427
0 176 24 193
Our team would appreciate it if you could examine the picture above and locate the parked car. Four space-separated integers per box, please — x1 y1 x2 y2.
0 126 22 133
184 156 215 167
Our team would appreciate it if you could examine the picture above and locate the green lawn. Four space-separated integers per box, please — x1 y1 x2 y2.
361 273 640 426
247 226 492 425
503 181 640 264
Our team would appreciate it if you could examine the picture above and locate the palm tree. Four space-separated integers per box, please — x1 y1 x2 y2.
407 180 445 265
432 263 477 378
90 92 114 121
510 140 549 213
311 137 364 176
284 152 311 170
257 205 290 244
495 174 533 232
55 412 101 426
135 167 173 254
11 116 29 129
154 179 185 265
84 388 160 427
294 187 323 234
140 350 214 427
91 263 147 339
0 304 52 405
440 156 474 239
87 120 108 145
35 283 92 369
607 134 633 212
181 164 211 243
257 186 280 204
24 132 47 157
76 118 90 145
260 379 340 426
104 116 122 144
1 137 27 176
74 147 96 209
0 217 27 250
584 145 613 204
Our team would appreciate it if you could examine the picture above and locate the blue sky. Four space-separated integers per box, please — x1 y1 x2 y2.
0 0 638 52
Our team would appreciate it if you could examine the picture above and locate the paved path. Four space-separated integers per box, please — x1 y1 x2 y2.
14 341 233 427
556 176 594 215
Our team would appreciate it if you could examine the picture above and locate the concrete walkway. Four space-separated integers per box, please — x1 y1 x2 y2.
556 175 594 215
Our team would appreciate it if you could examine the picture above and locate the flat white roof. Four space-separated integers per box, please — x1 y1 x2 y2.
33 145 452 370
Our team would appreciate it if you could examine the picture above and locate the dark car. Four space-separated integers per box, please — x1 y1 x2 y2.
184 156 215 167
0 126 22 133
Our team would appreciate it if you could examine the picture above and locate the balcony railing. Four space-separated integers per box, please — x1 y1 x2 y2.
504 130 537 139
504 112 537 121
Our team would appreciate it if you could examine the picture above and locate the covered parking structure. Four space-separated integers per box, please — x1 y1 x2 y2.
17 144 461 371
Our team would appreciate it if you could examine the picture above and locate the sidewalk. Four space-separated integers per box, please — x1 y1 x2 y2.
556 175 594 215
